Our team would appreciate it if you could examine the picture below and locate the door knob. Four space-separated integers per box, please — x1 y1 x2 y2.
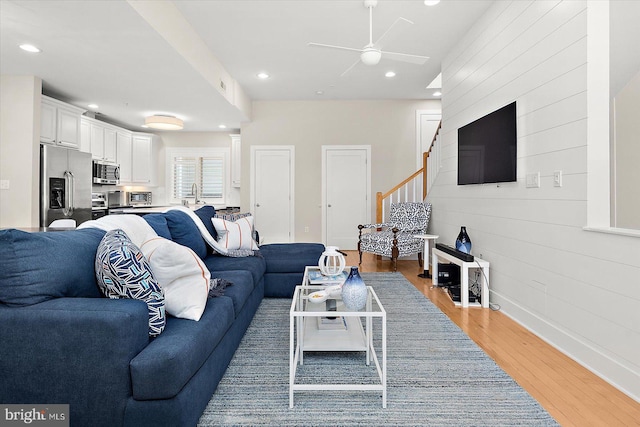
256 203 260 207
328 204 332 207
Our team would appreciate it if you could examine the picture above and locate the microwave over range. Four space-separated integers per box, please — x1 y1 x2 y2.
92 160 120 185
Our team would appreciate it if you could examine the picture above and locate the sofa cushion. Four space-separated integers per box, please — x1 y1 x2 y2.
0 228 105 307
95 230 166 336
211 270 254 317
143 214 172 239
129 296 235 400
163 210 208 259
193 205 217 240
139 237 209 321
204 254 266 287
260 243 325 273
211 216 259 251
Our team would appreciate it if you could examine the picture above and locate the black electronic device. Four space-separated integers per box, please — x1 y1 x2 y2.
457 101 517 185
437 263 460 287
448 285 481 305
435 243 474 262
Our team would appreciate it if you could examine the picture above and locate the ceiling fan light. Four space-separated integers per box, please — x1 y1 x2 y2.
145 115 183 130
361 49 382 66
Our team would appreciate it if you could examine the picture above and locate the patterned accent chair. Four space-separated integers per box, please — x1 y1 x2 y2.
357 202 432 271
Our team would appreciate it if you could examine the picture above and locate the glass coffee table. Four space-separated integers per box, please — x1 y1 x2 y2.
289 266 387 408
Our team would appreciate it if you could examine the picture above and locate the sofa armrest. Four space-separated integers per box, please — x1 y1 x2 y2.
0 297 149 426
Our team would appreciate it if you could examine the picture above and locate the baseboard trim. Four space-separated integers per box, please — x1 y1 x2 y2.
491 291 640 403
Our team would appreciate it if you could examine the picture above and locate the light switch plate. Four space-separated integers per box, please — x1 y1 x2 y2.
0 180 9 190
526 172 540 188
553 170 562 187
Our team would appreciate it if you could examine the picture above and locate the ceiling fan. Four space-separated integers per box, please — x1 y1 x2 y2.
308 0 430 76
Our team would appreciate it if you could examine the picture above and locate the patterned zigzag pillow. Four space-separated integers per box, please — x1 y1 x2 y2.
95 229 166 336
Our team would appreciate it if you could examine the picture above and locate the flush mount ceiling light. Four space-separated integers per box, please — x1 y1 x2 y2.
144 115 183 130
424 0 440 6
19 44 41 53
88 104 99 109
257 72 270 79
385 71 396 78
218 124 227 129
433 91 442 97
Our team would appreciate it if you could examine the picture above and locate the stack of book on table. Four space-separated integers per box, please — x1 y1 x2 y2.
317 316 347 330
308 270 348 285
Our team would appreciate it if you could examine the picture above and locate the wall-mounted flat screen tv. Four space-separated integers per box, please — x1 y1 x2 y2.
457 101 517 185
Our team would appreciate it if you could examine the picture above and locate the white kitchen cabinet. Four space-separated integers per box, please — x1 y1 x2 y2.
104 128 117 162
230 133 241 187
116 131 133 183
80 119 91 153
40 96 83 149
90 123 105 159
87 117 117 162
132 134 153 184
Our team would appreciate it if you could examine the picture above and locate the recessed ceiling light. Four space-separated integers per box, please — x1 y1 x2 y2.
385 71 396 78
316 90 324 95
433 91 442 97
424 0 440 6
257 72 270 79
88 104 99 109
19 44 41 53
218 124 227 129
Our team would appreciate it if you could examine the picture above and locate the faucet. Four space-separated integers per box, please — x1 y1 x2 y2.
191 182 200 204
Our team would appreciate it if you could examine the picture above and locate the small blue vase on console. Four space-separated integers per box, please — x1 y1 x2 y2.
456 226 472 254
341 266 367 311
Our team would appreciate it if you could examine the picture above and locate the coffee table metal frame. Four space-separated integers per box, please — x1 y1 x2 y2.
289 268 386 408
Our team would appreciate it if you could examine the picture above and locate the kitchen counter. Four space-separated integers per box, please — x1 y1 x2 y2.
108 206 171 215
108 205 240 215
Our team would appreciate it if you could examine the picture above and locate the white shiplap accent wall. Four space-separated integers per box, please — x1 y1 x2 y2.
429 0 640 400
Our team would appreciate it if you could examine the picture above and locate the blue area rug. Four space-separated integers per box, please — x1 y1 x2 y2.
198 272 558 426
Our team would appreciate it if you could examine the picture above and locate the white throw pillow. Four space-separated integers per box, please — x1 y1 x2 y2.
211 216 259 251
139 237 210 321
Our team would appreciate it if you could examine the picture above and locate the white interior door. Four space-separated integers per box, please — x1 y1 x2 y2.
416 110 441 169
250 146 294 243
322 146 371 250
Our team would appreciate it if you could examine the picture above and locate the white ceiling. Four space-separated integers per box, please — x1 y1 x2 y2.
0 0 493 131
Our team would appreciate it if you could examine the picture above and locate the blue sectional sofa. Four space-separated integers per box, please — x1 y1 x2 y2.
0 207 324 427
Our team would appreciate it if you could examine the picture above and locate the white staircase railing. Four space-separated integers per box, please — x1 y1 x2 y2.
426 127 441 196
376 121 441 223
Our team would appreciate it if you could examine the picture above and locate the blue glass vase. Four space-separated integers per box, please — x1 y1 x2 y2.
456 226 472 254
341 266 367 311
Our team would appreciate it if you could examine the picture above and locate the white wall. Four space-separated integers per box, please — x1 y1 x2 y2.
430 0 639 400
0 75 41 228
240 99 441 243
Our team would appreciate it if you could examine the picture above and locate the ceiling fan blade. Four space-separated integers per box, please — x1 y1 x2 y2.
340 58 361 77
373 17 413 49
308 42 363 53
381 50 430 65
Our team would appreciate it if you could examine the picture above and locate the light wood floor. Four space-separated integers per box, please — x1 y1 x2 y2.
348 251 640 427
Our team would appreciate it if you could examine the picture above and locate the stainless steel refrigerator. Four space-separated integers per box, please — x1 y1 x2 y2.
40 144 92 227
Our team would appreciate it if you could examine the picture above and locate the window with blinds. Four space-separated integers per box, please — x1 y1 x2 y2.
167 148 228 204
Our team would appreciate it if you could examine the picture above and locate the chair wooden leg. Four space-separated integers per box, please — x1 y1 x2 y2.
391 228 399 272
